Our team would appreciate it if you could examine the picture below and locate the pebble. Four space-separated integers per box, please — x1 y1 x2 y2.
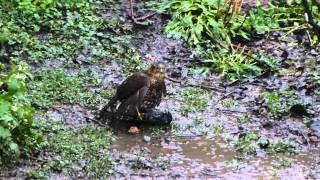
143 135 151 143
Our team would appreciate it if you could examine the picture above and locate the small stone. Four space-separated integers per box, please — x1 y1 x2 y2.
143 135 151 143
128 126 140 135
309 136 319 142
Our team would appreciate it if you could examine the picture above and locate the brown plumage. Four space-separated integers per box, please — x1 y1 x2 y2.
101 63 166 120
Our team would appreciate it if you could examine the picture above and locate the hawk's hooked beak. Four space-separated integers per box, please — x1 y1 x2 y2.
158 63 166 73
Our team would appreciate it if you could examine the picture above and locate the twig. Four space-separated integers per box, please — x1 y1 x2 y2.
216 90 237 102
216 108 247 114
151 134 204 139
187 83 225 92
306 29 313 46
135 12 156 21
227 79 240 86
51 106 64 114
130 0 135 18
165 76 181 83
85 116 105 126
301 132 311 151
29 156 48 163
129 0 138 23
129 0 156 24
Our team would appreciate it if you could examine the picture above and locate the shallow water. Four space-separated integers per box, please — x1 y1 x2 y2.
112 133 316 179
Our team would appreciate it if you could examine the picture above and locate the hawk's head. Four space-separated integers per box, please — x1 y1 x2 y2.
147 63 165 82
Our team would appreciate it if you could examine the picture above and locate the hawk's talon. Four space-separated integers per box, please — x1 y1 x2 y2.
137 111 143 121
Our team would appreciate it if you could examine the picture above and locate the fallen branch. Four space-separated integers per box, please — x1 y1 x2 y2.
301 132 311 151
216 108 247 114
129 0 156 24
188 83 225 92
165 76 181 83
85 116 105 126
135 12 156 21
216 90 237 102
29 156 48 163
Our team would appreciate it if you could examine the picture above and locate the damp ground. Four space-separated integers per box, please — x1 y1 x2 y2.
0 0 320 179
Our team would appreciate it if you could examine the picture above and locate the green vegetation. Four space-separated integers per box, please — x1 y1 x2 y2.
150 126 166 136
212 124 224 135
28 69 113 108
273 159 292 169
264 90 308 118
0 0 318 177
0 62 42 163
234 133 296 158
0 0 124 171
155 0 281 47
0 0 143 73
173 87 212 115
151 0 319 80
156 0 320 47
238 113 251 124
203 51 279 81
264 92 284 118
267 141 296 154
220 98 238 109
27 121 113 179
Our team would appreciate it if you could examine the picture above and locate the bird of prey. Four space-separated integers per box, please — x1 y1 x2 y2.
101 63 166 121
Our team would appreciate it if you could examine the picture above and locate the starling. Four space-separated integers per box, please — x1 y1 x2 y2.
101 63 166 121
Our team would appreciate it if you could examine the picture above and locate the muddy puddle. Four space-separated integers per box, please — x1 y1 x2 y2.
112 133 316 179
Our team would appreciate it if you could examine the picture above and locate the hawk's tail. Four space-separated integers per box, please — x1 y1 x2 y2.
99 95 118 119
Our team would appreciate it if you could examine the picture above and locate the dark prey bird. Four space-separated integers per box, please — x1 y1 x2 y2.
101 63 166 121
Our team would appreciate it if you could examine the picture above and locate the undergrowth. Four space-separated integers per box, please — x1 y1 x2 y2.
201 49 278 81
0 62 42 164
0 0 144 73
154 0 319 47
150 0 319 80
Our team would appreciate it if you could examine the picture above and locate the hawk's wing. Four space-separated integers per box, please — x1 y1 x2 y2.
116 72 150 101
100 72 151 119
116 86 149 116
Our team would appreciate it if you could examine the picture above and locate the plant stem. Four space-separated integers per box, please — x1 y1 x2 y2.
302 0 320 35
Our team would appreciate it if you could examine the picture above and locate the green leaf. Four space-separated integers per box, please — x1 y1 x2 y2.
1 114 14 123
0 125 11 138
0 100 10 115
9 142 19 154
7 79 23 93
